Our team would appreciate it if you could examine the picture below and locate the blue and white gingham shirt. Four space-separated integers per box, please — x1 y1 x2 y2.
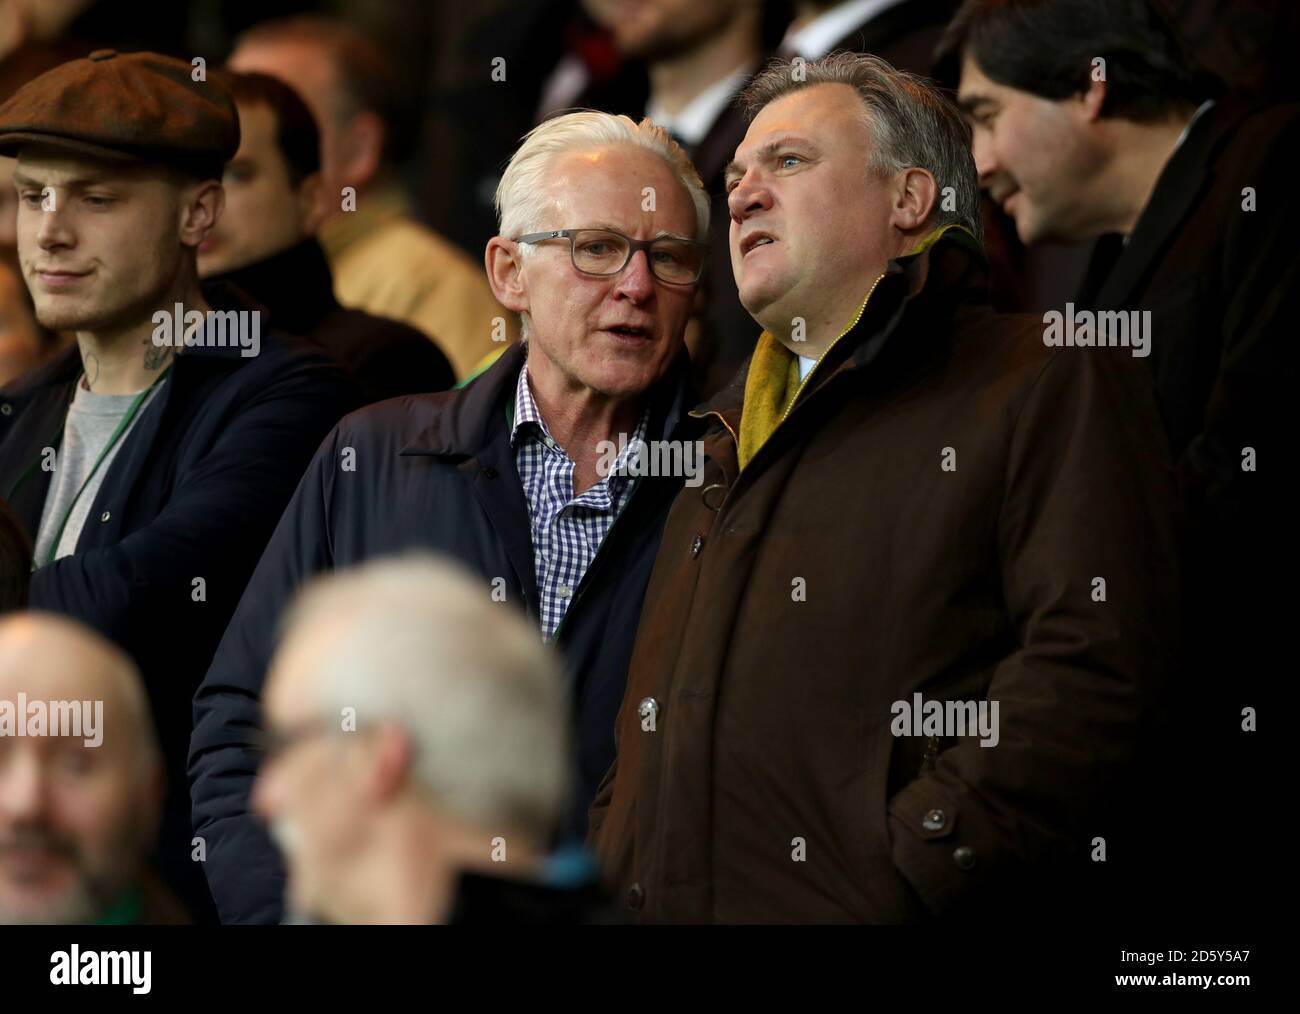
511 363 648 640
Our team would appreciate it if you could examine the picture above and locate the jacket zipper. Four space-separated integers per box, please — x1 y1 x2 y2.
779 271 887 426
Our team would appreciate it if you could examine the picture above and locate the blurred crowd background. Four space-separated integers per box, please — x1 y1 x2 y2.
2 0 1294 389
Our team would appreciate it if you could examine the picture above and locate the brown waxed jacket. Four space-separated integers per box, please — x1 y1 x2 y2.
588 230 1181 923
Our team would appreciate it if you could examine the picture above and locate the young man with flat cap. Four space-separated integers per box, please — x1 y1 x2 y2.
0 50 359 919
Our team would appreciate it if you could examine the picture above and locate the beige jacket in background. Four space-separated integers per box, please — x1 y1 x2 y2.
320 184 518 380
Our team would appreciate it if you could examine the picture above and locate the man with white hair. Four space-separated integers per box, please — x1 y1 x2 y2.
0 612 184 924
192 110 707 923
253 554 611 924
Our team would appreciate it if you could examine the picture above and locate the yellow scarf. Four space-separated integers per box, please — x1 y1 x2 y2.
736 224 971 470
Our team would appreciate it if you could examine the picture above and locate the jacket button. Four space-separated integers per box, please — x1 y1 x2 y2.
953 846 976 870
921 808 946 831
626 883 645 911
690 534 703 557
0 403 11 415
100 510 111 523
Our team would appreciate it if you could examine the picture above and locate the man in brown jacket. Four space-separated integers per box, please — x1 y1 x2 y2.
589 53 1181 923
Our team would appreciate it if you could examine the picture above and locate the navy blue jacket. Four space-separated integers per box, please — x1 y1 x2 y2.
190 341 698 923
0 282 361 917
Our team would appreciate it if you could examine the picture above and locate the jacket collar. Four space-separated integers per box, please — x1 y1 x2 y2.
399 340 697 459
1 281 276 526
1088 98 1247 309
692 224 987 431
210 238 338 334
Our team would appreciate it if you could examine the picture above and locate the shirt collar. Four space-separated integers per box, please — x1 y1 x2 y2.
510 360 549 447
646 63 754 147
1173 99 1216 155
510 360 653 475
1122 99 1216 247
782 0 910 59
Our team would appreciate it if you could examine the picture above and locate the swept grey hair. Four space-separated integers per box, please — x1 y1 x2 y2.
737 52 984 244
494 109 710 244
278 554 571 842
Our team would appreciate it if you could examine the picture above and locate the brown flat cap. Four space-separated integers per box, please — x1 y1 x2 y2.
0 49 239 178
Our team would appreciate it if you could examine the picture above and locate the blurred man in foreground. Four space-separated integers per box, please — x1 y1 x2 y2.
0 612 184 924
254 555 612 924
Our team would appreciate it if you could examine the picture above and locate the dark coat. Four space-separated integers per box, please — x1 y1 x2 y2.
0 282 361 917
1074 97 1298 918
189 341 699 924
589 231 1181 923
216 237 456 402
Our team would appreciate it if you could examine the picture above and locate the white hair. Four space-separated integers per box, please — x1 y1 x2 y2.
278 554 570 841
494 110 710 245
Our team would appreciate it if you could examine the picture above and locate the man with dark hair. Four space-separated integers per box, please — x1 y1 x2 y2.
589 53 1180 923
942 0 1291 920
228 15 518 380
0 51 359 918
198 71 454 403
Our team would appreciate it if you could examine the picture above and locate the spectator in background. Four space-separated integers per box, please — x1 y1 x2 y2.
192 110 705 924
0 51 359 919
0 612 187 924
199 71 454 403
940 0 1290 924
0 499 29 611
228 14 519 381
254 555 613 925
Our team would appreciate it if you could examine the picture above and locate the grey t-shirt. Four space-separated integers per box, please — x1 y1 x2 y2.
34 380 164 565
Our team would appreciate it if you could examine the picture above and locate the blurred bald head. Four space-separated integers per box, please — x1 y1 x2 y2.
0 613 162 924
